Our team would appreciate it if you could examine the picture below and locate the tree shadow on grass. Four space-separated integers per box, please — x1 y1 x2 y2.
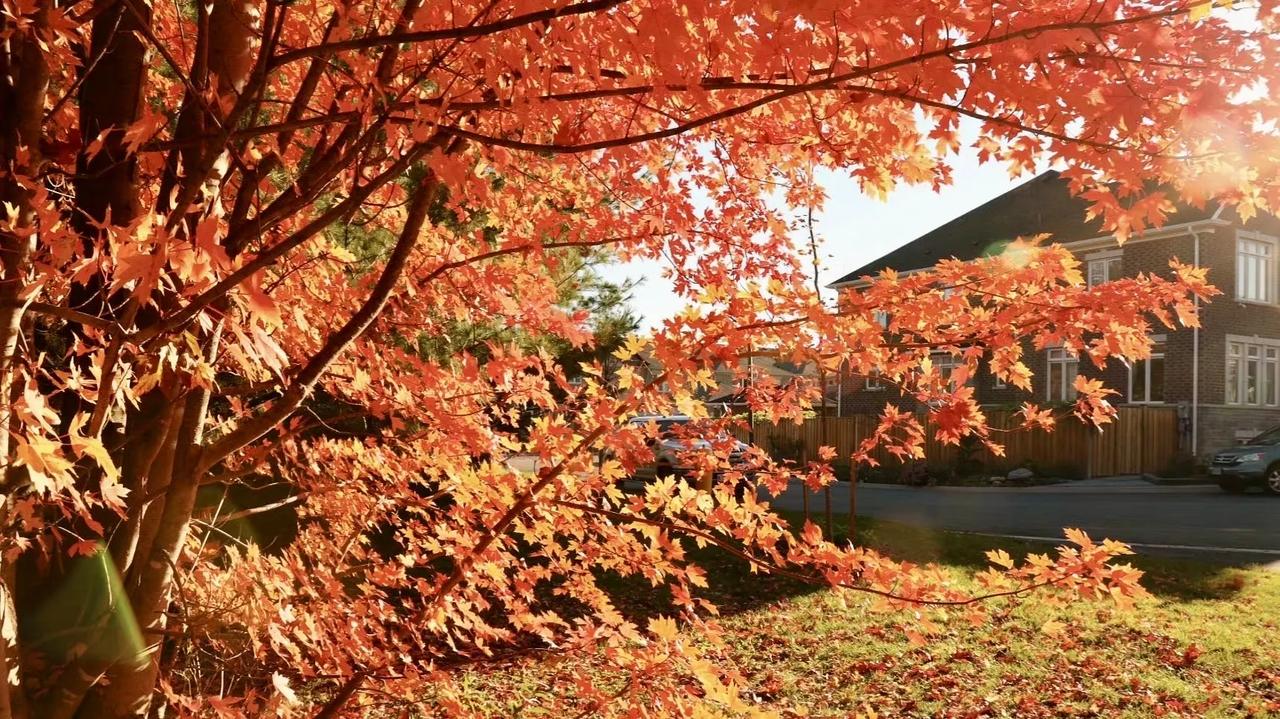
596 547 823 624
599 513 1260 623
818 513 1261 603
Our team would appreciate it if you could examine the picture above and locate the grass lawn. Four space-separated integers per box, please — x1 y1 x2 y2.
444 514 1280 718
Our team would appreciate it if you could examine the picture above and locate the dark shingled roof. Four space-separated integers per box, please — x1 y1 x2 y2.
830 170 1220 286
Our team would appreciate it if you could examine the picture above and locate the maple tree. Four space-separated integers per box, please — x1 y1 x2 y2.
0 0 1278 716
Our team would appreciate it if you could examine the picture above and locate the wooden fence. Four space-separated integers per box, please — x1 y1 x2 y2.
742 407 1180 478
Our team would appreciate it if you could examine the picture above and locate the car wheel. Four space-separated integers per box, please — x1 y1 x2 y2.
655 461 675 480
1265 464 1280 496
1218 479 1246 494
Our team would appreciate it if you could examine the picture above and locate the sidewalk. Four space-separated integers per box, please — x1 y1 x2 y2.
807 477 1221 495
1015 476 1218 494
510 452 1218 495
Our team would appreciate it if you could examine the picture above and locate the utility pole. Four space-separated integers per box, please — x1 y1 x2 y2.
747 351 755 446
804 193 834 539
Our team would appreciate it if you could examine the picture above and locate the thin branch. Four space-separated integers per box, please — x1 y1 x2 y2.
0 301 116 332
197 176 438 471
132 139 440 347
274 0 630 68
212 493 308 526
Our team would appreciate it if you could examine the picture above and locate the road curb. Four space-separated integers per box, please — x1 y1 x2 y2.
807 480 1220 495
1140 473 1218 487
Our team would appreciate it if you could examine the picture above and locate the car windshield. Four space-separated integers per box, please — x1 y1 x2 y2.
632 418 690 438
1248 426 1280 445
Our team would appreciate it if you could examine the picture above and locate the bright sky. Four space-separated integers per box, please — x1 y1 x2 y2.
600 119 1052 331
601 4 1264 332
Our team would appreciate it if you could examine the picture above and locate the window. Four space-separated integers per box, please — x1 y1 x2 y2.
932 353 970 390
865 370 883 390
1087 255 1122 287
872 310 889 329
1129 340 1165 404
987 353 1014 390
1226 336 1280 406
1046 347 1078 402
1236 233 1277 303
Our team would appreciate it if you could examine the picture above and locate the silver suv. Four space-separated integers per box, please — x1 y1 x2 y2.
1208 425 1280 495
628 415 750 483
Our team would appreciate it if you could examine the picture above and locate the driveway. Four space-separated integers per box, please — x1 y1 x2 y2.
769 480 1280 565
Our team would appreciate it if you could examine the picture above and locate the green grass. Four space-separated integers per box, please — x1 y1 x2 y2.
441 515 1280 718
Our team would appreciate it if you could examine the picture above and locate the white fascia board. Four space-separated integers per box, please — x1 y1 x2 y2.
830 218 1233 290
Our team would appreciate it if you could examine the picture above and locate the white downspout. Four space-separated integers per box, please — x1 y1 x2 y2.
836 368 843 418
1191 229 1202 457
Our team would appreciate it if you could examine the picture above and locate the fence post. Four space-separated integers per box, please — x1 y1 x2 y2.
821 417 833 537
800 446 810 523
1086 429 1093 480
848 464 857 541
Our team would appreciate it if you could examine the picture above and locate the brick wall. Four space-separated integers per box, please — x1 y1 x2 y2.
1197 406 1280 454
1181 215 1280 454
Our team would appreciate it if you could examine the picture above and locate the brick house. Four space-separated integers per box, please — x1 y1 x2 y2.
623 351 834 415
829 170 1280 457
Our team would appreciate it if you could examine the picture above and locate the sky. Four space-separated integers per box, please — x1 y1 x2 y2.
598 4 1265 332
599 120 1051 330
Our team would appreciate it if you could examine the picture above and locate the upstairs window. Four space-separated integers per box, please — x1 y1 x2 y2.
1236 233 1277 303
1129 340 1165 404
1046 347 1078 402
1087 255 1122 287
931 353 971 391
865 370 883 390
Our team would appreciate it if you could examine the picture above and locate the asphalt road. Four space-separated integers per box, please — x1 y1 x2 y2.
769 481 1280 565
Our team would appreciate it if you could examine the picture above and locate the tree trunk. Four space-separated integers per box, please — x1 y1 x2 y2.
0 5 49 719
73 1 150 228
78 376 218 719
59 4 261 715
23 7 148 717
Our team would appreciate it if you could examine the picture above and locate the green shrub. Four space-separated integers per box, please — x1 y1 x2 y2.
1160 451 1202 478
768 435 805 462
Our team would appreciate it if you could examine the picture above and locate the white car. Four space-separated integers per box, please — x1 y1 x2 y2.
627 415 751 484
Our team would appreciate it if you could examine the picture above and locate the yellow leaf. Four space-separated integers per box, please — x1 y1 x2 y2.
1041 619 1067 637
612 333 647 362
648 615 679 642
1064 527 1093 548
272 672 299 705
69 414 120 483
985 548 1015 569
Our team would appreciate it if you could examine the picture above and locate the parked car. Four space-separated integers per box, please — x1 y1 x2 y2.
1208 425 1280 495
627 415 751 486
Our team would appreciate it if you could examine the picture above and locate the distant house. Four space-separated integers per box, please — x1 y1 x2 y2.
829 170 1280 457
704 355 836 415
622 351 835 415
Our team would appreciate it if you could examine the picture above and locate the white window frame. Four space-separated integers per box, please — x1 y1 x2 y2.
1085 249 1122 288
1046 347 1079 402
1235 231 1278 304
865 370 883 391
931 352 971 391
1127 335 1166 404
872 310 889 329
1226 334 1280 407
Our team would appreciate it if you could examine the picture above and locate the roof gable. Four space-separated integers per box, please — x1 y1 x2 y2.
830 170 1220 286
